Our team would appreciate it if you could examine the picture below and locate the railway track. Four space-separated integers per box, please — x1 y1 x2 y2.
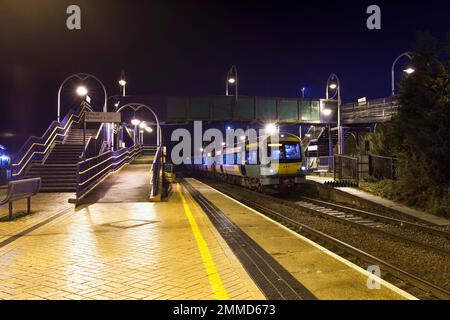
199 180 450 300
288 196 450 257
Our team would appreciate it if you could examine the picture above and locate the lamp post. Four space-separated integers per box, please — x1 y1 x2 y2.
119 70 127 97
326 73 342 155
391 52 415 96
301 87 306 99
57 73 107 122
226 65 238 101
131 118 141 145
118 103 162 147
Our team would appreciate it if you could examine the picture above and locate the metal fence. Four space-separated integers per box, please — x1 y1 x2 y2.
334 155 358 182
318 156 334 171
341 97 399 124
369 154 396 180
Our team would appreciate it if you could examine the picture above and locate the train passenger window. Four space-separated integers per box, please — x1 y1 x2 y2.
246 150 258 165
271 148 283 160
236 152 242 165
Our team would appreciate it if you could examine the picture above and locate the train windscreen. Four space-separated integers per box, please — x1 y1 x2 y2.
270 142 302 162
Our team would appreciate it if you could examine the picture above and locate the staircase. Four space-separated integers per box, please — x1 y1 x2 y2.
24 127 98 192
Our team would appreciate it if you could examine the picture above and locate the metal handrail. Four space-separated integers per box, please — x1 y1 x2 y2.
149 147 162 198
76 145 144 198
11 104 90 177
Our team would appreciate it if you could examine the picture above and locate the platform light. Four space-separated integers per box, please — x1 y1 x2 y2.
265 123 277 135
140 129 144 133
329 83 337 90
119 79 127 87
403 67 415 74
228 77 236 84
131 118 141 126
145 127 153 133
322 108 332 116
114 102 120 108
139 122 147 129
76 86 88 96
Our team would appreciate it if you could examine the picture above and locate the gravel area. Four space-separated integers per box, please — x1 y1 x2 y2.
201 178 450 293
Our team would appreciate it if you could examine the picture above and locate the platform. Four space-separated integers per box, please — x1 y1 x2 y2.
0 170 415 300
0 184 262 300
184 179 413 300
306 175 450 226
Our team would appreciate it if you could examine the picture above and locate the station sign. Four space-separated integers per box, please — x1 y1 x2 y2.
85 112 121 123
358 97 367 106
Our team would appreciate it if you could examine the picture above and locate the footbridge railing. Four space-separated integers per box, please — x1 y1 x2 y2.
11 102 93 179
341 97 399 124
149 146 163 201
76 145 144 199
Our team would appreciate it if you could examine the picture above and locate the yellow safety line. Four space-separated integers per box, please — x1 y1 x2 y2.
178 184 229 300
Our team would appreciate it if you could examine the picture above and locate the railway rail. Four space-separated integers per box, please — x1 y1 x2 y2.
289 196 450 256
198 179 450 300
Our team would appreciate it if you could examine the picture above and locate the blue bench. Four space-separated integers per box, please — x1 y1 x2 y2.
0 178 41 220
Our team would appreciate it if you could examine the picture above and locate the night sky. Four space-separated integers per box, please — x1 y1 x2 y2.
0 0 449 151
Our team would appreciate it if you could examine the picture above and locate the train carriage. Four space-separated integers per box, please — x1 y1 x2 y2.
195 133 306 193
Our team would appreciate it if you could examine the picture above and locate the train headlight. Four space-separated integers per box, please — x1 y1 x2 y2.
301 166 307 171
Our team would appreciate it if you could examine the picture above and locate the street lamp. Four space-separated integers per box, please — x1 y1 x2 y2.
391 52 414 96
119 69 126 96
326 73 342 155
301 87 306 99
403 67 415 75
322 108 332 116
76 86 88 96
130 118 140 145
226 65 238 100
57 73 107 122
265 123 278 135
131 118 141 126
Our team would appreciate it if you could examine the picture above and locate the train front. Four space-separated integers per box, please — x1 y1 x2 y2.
260 133 306 191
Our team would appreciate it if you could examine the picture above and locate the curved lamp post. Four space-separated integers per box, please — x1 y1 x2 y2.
57 73 108 122
117 103 162 147
226 65 238 100
326 73 342 155
391 52 414 96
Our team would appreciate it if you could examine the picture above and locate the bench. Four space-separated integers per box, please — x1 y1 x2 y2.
0 178 41 220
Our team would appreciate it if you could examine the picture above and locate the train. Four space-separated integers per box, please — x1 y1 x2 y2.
188 132 307 193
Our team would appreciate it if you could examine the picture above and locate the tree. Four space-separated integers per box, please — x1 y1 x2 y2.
369 32 450 216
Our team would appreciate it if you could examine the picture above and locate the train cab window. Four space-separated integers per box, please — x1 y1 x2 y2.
270 142 301 163
285 143 301 160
